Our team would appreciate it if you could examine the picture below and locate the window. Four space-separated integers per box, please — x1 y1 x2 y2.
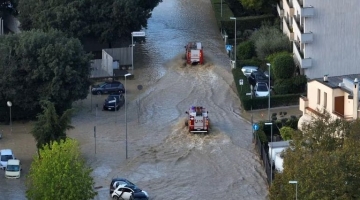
324 92 327 108
317 89 321 105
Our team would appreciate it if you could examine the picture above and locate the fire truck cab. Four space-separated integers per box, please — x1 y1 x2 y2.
184 42 204 65
185 106 209 133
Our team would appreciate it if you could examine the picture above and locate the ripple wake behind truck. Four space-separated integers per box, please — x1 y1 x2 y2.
184 42 204 65
185 106 210 133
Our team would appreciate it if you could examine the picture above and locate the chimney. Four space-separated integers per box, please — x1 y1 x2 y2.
323 74 328 82
353 78 359 119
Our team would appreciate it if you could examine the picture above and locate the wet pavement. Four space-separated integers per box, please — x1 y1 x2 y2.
0 0 270 199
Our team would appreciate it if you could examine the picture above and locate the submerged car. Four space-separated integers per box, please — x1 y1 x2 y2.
91 81 125 95
0 149 15 169
110 178 149 200
103 94 125 111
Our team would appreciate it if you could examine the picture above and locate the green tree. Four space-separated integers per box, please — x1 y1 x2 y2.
279 126 293 140
272 53 295 79
238 40 256 60
239 0 263 11
0 29 91 120
0 0 17 17
31 101 74 150
17 0 162 45
270 113 360 199
26 139 97 200
250 24 291 59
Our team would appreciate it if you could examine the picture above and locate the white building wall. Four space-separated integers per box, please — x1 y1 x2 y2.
303 0 360 79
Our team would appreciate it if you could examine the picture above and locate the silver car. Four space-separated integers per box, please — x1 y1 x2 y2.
254 82 269 97
241 66 259 77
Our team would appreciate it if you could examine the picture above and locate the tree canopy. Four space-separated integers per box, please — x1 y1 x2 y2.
26 138 97 200
270 113 360 199
31 101 74 150
17 0 162 44
250 23 291 60
239 0 263 11
0 29 91 120
0 0 17 17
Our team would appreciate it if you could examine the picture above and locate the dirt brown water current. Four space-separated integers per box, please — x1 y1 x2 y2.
0 0 269 199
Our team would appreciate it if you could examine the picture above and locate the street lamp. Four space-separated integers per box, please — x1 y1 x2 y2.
131 31 146 75
230 17 237 67
124 73 131 159
289 181 298 200
265 122 273 183
221 0 223 18
267 63 271 121
7 101 12 133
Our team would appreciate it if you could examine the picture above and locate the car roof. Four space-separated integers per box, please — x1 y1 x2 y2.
7 159 20 164
257 82 268 86
0 149 13 155
242 66 258 69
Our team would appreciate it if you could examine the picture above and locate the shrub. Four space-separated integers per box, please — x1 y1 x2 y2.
266 51 291 63
238 40 256 60
272 54 295 79
250 23 291 59
291 75 308 93
256 130 268 143
280 126 294 140
273 79 293 95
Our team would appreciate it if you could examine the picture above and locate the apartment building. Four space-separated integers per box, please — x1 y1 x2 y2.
277 0 360 79
298 74 360 130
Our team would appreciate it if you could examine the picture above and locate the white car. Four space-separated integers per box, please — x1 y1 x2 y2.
254 82 269 97
241 66 258 77
0 149 15 169
111 184 149 200
5 159 21 178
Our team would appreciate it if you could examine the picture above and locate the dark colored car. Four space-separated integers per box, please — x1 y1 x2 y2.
103 94 125 111
248 71 269 86
91 81 125 95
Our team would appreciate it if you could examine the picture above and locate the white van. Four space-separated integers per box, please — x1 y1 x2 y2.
0 149 15 169
5 159 21 179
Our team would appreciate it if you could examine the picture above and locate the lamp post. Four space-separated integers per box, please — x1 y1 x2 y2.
267 63 271 121
230 17 237 67
124 73 131 159
7 101 12 133
221 0 223 18
289 181 298 200
265 122 273 183
131 31 146 75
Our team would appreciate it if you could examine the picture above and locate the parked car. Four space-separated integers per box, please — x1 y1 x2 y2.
5 159 21 179
91 81 125 95
0 149 15 169
253 82 269 97
103 94 125 111
248 71 269 86
241 66 258 77
110 178 149 200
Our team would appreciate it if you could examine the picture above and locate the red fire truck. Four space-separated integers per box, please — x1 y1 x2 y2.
184 42 204 65
185 106 209 133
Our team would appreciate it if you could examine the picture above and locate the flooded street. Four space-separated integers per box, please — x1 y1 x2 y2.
0 0 268 199
81 0 269 199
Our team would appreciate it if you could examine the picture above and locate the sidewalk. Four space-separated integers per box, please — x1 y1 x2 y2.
241 105 302 123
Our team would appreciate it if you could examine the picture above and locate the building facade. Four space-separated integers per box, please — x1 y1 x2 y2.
277 0 360 79
298 74 360 130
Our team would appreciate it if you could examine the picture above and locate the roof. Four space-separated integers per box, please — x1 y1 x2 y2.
0 149 13 155
268 141 290 148
309 74 360 93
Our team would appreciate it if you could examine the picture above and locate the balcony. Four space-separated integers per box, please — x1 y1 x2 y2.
292 17 313 43
293 0 314 17
299 96 308 113
282 18 294 41
277 3 284 17
282 0 294 17
293 42 312 68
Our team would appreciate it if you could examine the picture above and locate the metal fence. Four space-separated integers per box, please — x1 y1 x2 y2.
254 133 273 186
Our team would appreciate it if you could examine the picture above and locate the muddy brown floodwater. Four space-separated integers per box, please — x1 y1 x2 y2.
0 0 269 199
